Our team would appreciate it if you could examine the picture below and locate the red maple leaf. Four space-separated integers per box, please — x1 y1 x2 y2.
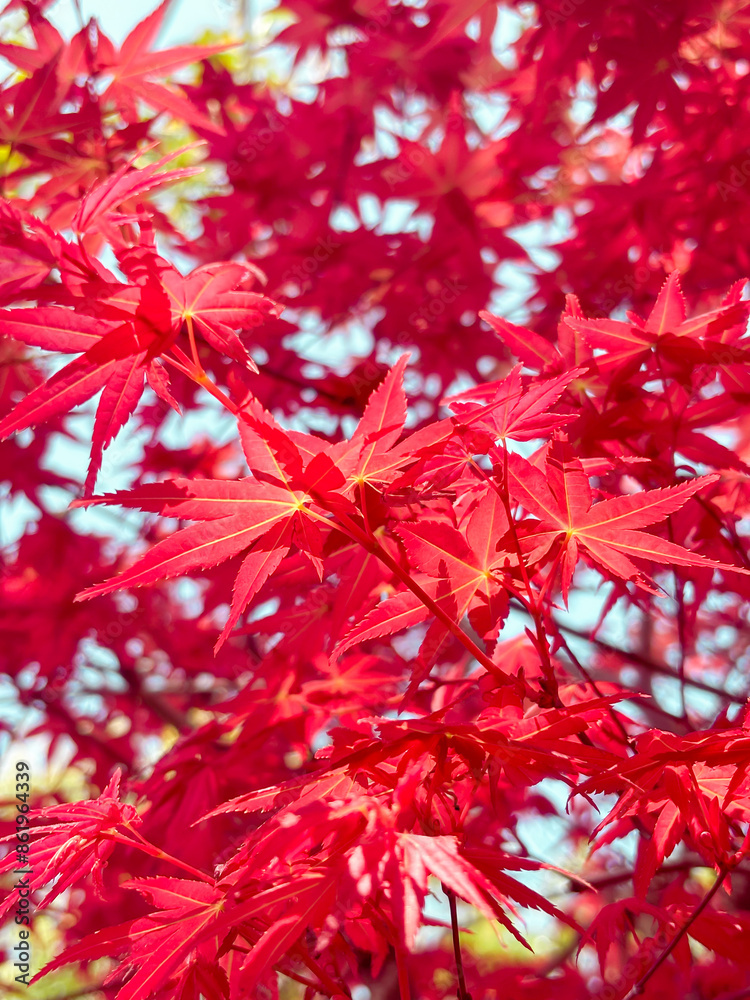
505 436 745 595
0 770 139 918
564 272 750 383
0 250 280 492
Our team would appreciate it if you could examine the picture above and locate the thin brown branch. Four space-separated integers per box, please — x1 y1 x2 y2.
444 884 472 1000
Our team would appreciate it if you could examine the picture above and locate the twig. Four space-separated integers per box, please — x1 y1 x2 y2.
444 884 472 1000
554 621 748 705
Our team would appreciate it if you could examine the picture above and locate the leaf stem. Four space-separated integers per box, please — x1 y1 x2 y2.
293 945 351 998
332 508 500 676
553 620 748 705
184 314 202 373
552 628 634 748
168 343 240 412
494 442 559 701
444 884 472 1000
105 825 214 883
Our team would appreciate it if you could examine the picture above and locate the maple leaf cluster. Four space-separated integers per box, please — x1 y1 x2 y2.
2 2 750 1000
